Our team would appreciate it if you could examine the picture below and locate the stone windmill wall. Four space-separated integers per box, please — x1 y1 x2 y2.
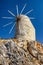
16 15 36 41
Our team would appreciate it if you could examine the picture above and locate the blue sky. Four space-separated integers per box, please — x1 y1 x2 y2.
0 0 43 43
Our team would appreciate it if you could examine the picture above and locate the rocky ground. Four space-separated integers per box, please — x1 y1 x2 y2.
0 39 43 65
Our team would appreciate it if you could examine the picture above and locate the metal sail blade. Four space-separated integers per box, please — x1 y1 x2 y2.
8 10 15 17
20 4 26 14
3 22 13 27
9 22 16 34
16 5 19 15
25 9 33 15
29 17 35 19
2 17 14 19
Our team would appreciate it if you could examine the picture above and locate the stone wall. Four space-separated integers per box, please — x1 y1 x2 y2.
16 15 36 41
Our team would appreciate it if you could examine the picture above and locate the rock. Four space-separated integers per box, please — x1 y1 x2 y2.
0 39 43 65
38 54 43 63
27 41 43 64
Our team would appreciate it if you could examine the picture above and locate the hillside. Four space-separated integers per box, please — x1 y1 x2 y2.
0 39 43 65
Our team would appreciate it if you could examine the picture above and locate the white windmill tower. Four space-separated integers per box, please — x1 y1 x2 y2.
2 4 36 41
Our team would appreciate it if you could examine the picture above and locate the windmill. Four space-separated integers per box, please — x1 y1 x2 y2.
2 4 35 35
